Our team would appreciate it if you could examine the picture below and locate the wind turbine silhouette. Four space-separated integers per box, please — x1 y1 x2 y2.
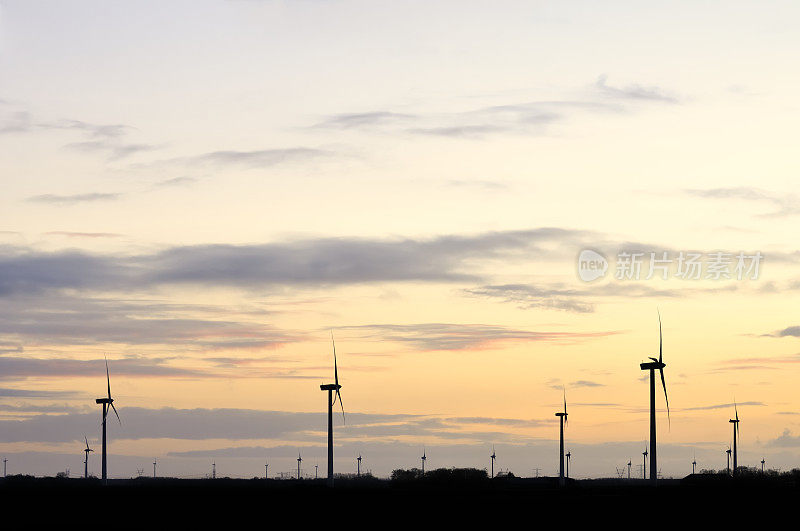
153 458 157 478
265 461 268 479
726 445 732 475
83 436 93 479
566 450 571 479
761 457 765 473
639 312 670 485
95 356 120 484
555 389 568 486
357 454 362 477
490 446 496 478
320 332 345 487
692 453 696 475
627 459 632 479
642 446 648 480
421 448 426 476
297 452 302 480
729 402 740 476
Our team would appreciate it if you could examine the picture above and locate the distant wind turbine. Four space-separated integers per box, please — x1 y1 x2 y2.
421 448 426 476
153 458 157 478
490 446 496 478
320 332 345 487
95 356 121 484
729 402 740 476
357 454 362 477
265 461 268 479
639 312 670 485
761 457 765 473
566 451 571 479
315 463 318 479
692 453 696 475
726 446 732 475
555 389 568 486
297 452 302 480
627 459 632 479
642 446 648 480
83 436 93 479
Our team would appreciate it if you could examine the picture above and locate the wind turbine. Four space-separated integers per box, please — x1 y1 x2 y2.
315 463 318 479
297 452 302 480
729 402 740 476
153 458 157 478
490 446 496 478
421 448 426 476
357 454 362 477
566 451 571 479
627 460 632 479
639 312 670 485
642 446 648 480
692 453 696 475
761 457 765 473
265 461 268 479
726 446 731 475
95 356 121 484
555 389 568 486
320 332 345 487
83 436 93 479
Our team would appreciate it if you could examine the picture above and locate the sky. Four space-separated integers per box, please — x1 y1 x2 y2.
2 0 800 480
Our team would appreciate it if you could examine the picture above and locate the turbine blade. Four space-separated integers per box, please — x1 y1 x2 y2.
85 435 89 450
659 367 670 427
110 402 121 425
105 355 111 399
657 309 663 364
332 331 339 388
336 389 345 424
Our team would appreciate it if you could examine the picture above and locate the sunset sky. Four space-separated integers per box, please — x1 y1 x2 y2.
2 1 800 479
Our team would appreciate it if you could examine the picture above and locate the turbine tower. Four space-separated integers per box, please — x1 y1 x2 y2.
729 402 740 476
692 453 696 475
297 452 302 480
555 389 568 486
315 463 318 479
83 436 93 479
726 446 731 475
421 449 426 476
357 454 362 477
95 356 121 484
265 462 268 479
761 457 765 473
627 460 632 479
320 332 345 487
642 446 648 480
490 446 496 478
153 458 157 478
2 458 6 477
639 312 670 485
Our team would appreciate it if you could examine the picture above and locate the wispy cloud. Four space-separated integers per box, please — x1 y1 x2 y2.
594 74 679 103
684 187 800 218
44 231 123 239
26 193 124 205
187 147 331 168
341 323 619 351
766 428 800 448
681 401 765 411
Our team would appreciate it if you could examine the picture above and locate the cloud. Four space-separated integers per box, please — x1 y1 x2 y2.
465 284 594 313
65 140 159 160
0 228 595 296
570 380 605 388
684 187 800 218
0 356 206 381
44 231 123 239
187 147 331 168
595 75 679 103
766 428 800 448
681 401 765 412
765 326 800 338
0 388 80 398
153 176 198 188
0 295 300 351
341 323 619 351
26 193 124 205
314 111 415 129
